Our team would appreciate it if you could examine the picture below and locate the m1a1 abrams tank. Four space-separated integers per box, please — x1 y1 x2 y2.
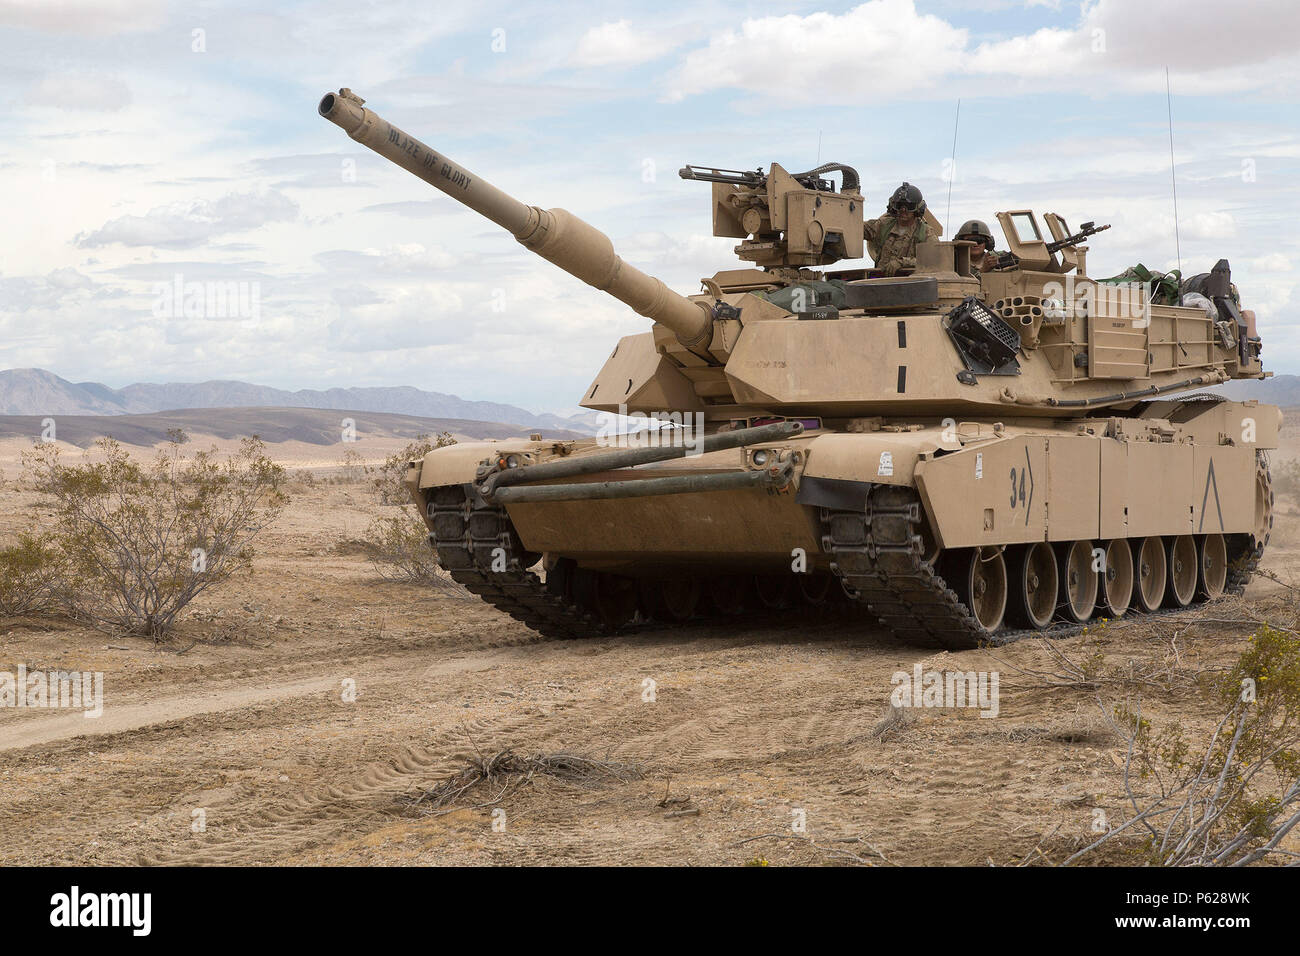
320 88 1278 648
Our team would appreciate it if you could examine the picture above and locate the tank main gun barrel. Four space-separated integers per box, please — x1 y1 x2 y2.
318 89 713 349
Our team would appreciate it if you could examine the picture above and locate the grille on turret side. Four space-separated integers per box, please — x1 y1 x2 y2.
944 296 1022 375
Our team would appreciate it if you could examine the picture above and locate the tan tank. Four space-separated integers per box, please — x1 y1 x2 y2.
320 88 1278 647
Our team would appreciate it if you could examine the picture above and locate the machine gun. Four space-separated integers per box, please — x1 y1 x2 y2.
994 220 1110 271
679 164 856 194
679 165 767 187
679 162 864 268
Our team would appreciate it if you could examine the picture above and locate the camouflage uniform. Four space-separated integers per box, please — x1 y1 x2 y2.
864 215 931 276
969 247 1005 273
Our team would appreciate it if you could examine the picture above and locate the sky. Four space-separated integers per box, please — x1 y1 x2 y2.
1 0 1298 416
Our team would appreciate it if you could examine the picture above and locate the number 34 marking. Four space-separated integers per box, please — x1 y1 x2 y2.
1009 467 1027 509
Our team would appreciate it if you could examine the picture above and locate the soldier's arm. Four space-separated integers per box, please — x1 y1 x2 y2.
864 218 882 260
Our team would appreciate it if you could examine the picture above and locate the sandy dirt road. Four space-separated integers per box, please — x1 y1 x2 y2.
1 454 1296 867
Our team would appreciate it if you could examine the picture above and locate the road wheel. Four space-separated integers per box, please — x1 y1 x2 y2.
587 572 639 629
1099 539 1133 618
953 547 1007 632
1009 542 1058 629
753 575 795 610
1165 535 1197 608
1254 455 1273 555
1132 536 1166 612
708 576 750 615
655 579 701 623
1058 540 1099 624
797 573 834 606
1198 533 1228 601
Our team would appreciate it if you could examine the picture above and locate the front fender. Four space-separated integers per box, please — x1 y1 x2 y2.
802 430 950 486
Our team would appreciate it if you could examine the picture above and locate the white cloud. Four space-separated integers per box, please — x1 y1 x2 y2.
661 0 1300 103
0 0 166 34
1181 211 1237 241
0 266 100 313
1251 253 1292 273
26 71 131 111
572 20 684 68
664 0 968 103
373 243 462 273
77 191 300 249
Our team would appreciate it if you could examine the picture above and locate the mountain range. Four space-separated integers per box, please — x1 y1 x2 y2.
0 406 585 448
1215 375 1300 407
1 368 1294 434
0 368 598 434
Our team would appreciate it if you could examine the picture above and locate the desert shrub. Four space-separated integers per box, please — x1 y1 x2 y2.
0 533 64 616
360 433 458 583
363 513 440 581
369 432 456 506
339 448 365 482
1272 459 1300 500
23 435 287 640
1070 625 1300 866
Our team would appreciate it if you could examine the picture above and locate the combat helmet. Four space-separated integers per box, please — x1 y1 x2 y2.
955 219 995 250
887 182 926 216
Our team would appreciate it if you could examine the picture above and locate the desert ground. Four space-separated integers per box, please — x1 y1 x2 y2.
0 425 1296 867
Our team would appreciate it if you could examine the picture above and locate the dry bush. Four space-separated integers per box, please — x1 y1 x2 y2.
361 433 458 583
1272 459 1300 500
23 435 287 640
368 432 456 506
364 512 439 581
284 468 319 495
399 749 642 817
361 513 467 596
1067 625 1300 866
339 448 365 483
870 702 917 741
0 533 64 616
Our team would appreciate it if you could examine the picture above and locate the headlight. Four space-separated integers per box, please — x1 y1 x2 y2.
752 449 770 466
505 454 521 469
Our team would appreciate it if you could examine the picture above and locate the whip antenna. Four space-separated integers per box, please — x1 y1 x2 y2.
1165 67 1182 276
945 99 961 235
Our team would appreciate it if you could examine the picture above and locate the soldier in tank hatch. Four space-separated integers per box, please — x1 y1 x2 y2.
864 183 930 276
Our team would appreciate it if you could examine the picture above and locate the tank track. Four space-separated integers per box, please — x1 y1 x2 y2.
821 465 1270 650
821 486 988 650
1226 451 1271 596
1225 545 1262 597
426 484 604 640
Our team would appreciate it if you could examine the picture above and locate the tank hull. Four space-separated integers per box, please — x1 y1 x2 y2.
412 397 1276 647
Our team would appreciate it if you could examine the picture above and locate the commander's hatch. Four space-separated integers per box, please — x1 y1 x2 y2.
996 210 1055 272
1043 213 1085 275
